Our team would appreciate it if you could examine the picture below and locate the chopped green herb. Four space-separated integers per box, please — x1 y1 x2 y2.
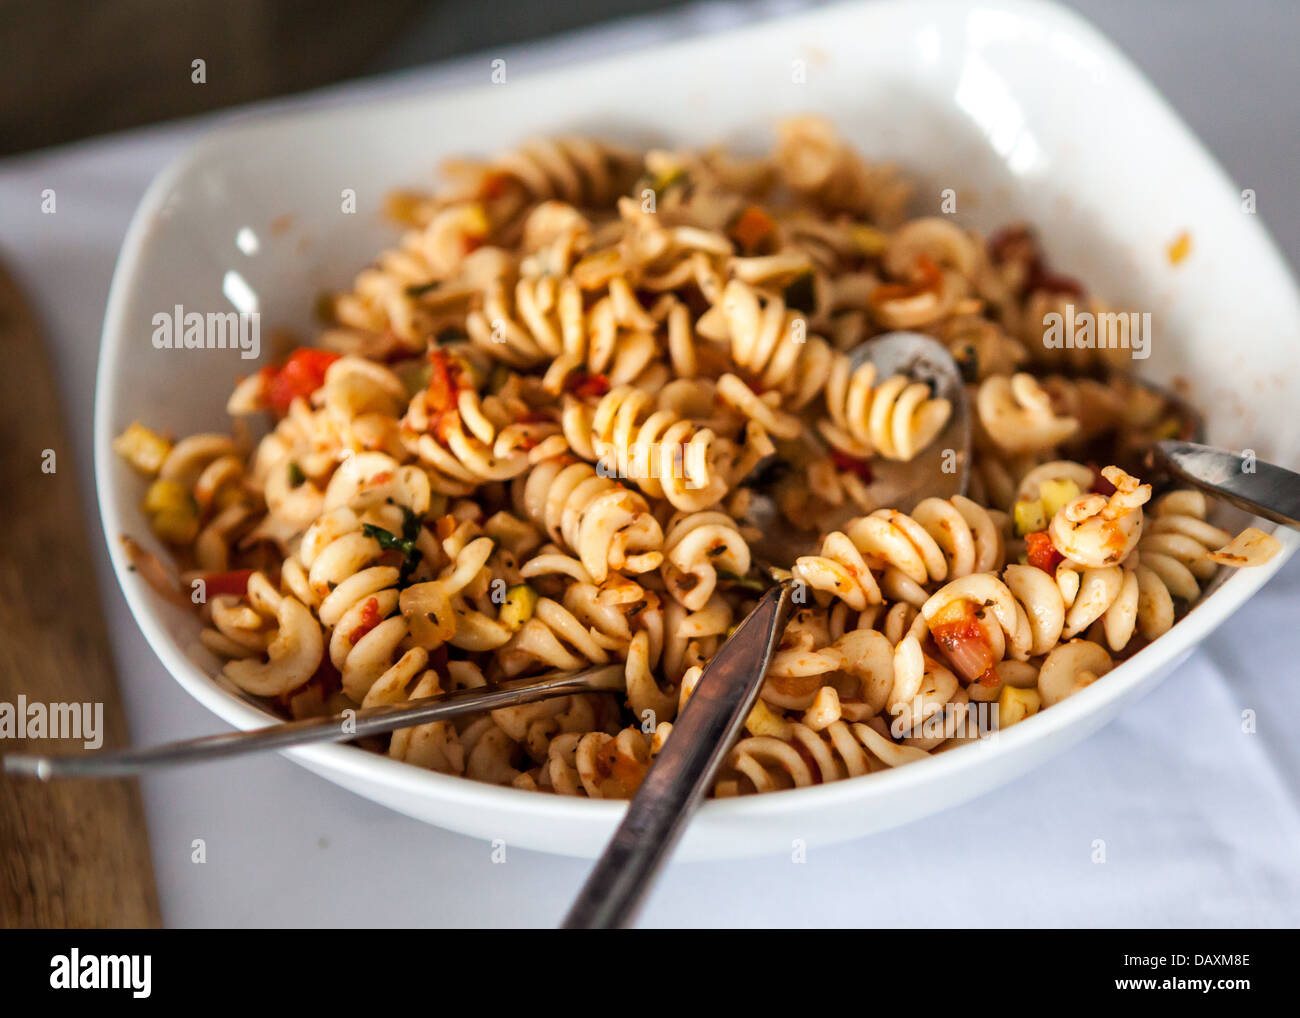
287 461 306 487
362 506 425 585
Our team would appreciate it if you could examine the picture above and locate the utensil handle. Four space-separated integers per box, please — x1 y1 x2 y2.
3 663 623 779
563 582 794 929
1156 440 1300 529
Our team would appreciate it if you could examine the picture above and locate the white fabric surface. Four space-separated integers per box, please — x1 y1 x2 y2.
2 0 1298 927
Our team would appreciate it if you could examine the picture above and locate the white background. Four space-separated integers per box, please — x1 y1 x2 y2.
2 0 1298 926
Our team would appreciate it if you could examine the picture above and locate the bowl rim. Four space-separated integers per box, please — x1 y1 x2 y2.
93 0 1300 830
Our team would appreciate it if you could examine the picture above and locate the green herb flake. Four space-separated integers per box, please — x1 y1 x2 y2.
362 506 425 585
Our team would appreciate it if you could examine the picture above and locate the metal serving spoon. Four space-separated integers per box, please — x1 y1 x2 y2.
562 331 971 928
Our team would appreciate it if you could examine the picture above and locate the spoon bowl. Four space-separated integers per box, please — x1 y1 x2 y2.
745 331 971 567
845 331 972 511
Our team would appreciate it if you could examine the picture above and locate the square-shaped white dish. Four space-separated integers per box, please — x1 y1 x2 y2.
95 0 1300 859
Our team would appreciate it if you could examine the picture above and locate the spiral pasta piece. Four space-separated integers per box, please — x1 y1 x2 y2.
840 495 1002 605
1048 465 1150 568
465 135 642 209
976 373 1079 454
793 530 883 611
402 356 548 495
205 571 324 698
819 359 951 461
515 458 664 582
661 510 751 611
697 278 838 411
1135 489 1228 599
540 727 654 799
287 505 422 702
565 385 732 511
375 664 469 775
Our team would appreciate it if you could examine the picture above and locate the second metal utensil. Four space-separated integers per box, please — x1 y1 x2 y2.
1156 440 1300 529
2 663 624 780
562 580 796 929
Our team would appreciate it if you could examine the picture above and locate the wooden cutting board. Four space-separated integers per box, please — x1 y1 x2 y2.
0 260 161 927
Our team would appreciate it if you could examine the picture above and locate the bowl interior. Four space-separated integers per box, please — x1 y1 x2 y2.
95 0 1300 855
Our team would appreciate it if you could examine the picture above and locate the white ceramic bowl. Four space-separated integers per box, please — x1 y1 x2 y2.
96 0 1300 859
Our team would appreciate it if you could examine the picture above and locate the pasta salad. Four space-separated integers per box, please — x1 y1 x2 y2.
115 118 1280 799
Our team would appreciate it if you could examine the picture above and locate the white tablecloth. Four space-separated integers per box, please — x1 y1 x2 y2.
3 0 1297 927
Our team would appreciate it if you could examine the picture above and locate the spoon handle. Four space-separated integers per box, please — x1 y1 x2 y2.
563 581 796 929
1156 441 1300 530
2 663 624 779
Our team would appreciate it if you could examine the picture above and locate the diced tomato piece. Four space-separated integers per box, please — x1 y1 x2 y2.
262 348 341 415
830 449 874 484
928 603 997 684
426 349 466 414
729 205 775 251
565 371 610 400
348 597 383 645
1025 531 1065 574
201 569 253 598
